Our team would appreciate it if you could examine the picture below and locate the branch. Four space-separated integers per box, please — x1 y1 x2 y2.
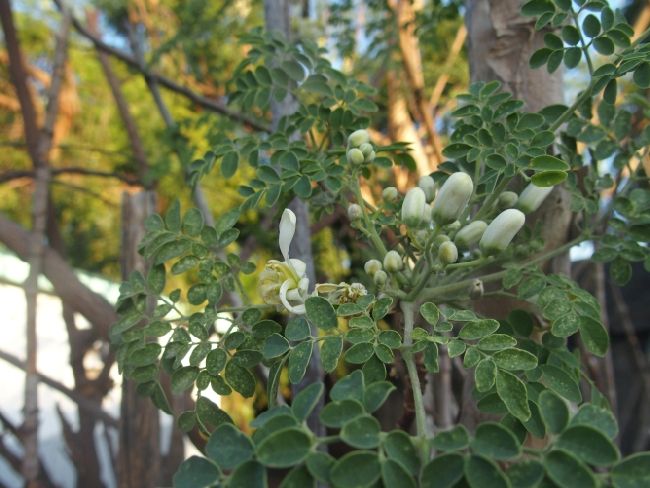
0 214 118 338
0 167 140 185
0 349 119 428
51 0 270 132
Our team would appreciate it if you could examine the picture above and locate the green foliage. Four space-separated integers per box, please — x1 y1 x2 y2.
109 3 650 487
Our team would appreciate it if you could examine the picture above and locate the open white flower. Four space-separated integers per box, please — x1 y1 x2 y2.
258 209 309 314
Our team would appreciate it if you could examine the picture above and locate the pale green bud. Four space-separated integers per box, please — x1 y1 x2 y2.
401 187 428 228
383 250 403 272
445 220 462 232
480 209 526 255
348 129 370 148
498 191 519 210
364 259 382 276
454 220 487 249
438 241 459 264
347 203 363 221
432 172 474 224
347 148 365 165
365 150 376 163
418 175 436 202
517 184 553 214
382 186 399 202
359 143 373 158
433 234 450 246
373 270 388 286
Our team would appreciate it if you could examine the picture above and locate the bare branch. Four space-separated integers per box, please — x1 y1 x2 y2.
0 350 119 428
51 0 270 132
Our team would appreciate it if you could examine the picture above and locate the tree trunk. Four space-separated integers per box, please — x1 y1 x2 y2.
117 191 161 488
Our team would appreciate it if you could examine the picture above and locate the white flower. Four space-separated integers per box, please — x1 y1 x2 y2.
258 209 309 314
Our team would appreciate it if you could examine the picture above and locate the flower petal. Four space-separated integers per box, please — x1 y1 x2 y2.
279 208 296 263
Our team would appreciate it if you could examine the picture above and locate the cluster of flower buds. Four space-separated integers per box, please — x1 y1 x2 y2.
347 130 376 165
363 258 388 286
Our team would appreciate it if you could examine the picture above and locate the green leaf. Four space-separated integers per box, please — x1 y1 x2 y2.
432 425 469 452
551 312 580 337
378 330 402 348
442 143 471 159
465 455 509 488
420 302 441 325
611 258 632 286
538 390 569 434
579 316 609 356
305 297 337 330
330 451 380 488
264 334 290 359
633 62 650 88
471 422 521 460
421 453 464 488
164 200 181 231
196 397 232 432
529 47 552 68
129 343 161 367
541 364 581 403
564 47 582 68
448 339 466 358
205 423 253 470
381 459 416 488
206 348 227 375
493 348 538 371
171 366 199 394
593 36 615 55
331 370 364 402
583 14 601 37
182 208 204 236
507 460 544 488
530 155 569 171
345 342 374 364
306 451 334 483
341 414 381 449
561 25 580 45
281 60 305 82
319 399 364 428
383 430 420 475
256 428 311 468
478 334 517 351
363 381 396 412
320 336 342 373
611 452 650 488
521 0 554 16
280 465 315 488
225 361 256 397
531 170 567 186
459 319 500 340
286 317 311 341
228 460 266 488
496 370 531 421
173 456 220 488
570 404 618 439
544 450 596 488
221 151 239 178
291 382 324 421
475 358 497 392
556 425 619 466
288 341 313 384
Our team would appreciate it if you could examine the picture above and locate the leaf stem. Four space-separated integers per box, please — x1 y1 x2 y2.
400 301 430 462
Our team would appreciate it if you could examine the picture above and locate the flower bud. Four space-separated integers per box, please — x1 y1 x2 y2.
359 143 373 158
347 203 363 221
365 150 376 163
445 220 461 232
383 250 403 272
382 186 399 202
347 148 365 165
432 172 474 225
373 270 388 286
364 259 382 276
418 175 436 202
517 184 553 214
498 191 519 210
433 234 450 246
401 187 428 228
479 209 526 255
438 241 459 264
454 220 487 249
348 129 370 148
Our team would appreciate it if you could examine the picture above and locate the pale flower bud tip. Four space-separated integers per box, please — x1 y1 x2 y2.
348 129 370 148
432 172 473 225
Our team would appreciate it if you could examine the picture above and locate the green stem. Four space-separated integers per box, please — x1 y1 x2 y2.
473 176 509 221
571 9 594 77
351 181 388 256
400 301 430 462
420 236 584 301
